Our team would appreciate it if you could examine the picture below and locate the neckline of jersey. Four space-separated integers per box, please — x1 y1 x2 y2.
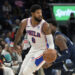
30 18 42 28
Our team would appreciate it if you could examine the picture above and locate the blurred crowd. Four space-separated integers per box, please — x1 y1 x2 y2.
0 0 75 75
0 33 31 75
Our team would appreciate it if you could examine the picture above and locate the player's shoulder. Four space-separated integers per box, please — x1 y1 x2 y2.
55 34 66 43
55 34 63 40
55 31 65 39
21 18 28 23
42 19 51 34
42 19 49 28
42 19 47 23
21 17 31 24
42 19 46 22
20 18 29 27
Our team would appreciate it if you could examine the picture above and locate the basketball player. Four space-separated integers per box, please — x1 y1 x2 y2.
14 5 55 75
43 19 75 75
47 19 75 66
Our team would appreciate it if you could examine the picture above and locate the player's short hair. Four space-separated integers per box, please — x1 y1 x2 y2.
47 19 57 27
30 4 42 13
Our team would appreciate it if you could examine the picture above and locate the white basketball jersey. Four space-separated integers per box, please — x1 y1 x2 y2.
26 17 47 51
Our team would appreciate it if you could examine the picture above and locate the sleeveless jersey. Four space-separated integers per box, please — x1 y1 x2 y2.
26 17 47 51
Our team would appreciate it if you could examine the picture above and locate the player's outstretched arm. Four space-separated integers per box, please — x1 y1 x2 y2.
42 22 54 49
14 19 27 49
54 35 71 63
42 22 57 66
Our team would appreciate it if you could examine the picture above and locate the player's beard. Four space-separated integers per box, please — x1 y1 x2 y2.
34 17 42 22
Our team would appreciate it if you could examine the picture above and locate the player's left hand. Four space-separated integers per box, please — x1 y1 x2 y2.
42 63 52 69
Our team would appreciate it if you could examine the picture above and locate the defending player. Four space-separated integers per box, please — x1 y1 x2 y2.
14 5 56 75
47 19 75 66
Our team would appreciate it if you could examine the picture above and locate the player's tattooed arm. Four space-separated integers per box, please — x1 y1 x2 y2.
42 22 54 49
14 19 27 49
42 22 51 35
55 35 68 51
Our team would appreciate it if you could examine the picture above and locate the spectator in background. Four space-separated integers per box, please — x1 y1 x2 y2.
1 44 12 63
0 40 6 49
16 45 22 75
2 22 12 32
0 46 2 55
9 44 22 75
13 5 22 19
5 32 12 45
17 45 22 64
23 9 30 18
2 1 12 13
11 19 20 41
1 13 12 32
42 0 51 20
9 43 18 63
0 46 6 65
5 14 13 27
14 19 20 29
0 46 3 64
68 13 75 43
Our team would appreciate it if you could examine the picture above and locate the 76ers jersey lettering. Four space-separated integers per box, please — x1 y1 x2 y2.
26 18 47 51
27 30 40 37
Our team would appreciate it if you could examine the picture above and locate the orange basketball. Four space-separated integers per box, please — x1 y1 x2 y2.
43 49 57 63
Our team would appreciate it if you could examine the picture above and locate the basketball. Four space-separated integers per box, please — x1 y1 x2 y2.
43 49 57 63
